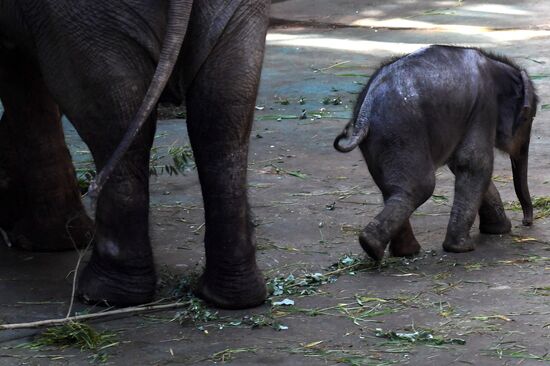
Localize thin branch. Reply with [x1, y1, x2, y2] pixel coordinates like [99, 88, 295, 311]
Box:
[312, 60, 350, 73]
[0, 301, 190, 330]
[0, 227, 12, 248]
[65, 213, 95, 318]
[192, 223, 205, 234]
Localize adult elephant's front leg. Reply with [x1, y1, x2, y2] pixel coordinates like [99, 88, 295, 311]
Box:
[0, 52, 92, 251]
[185, 2, 269, 309]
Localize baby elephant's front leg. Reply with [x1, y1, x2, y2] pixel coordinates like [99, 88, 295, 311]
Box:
[389, 220, 422, 257]
[478, 181, 511, 234]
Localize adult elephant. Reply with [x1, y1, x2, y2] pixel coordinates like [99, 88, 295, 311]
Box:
[0, 0, 269, 309]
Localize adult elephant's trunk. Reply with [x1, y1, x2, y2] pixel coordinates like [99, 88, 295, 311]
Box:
[88, 0, 194, 200]
[511, 138, 533, 226]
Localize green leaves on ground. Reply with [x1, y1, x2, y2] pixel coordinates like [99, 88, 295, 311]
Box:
[27, 322, 117, 362]
[75, 144, 194, 193]
[374, 327, 466, 346]
[268, 272, 337, 297]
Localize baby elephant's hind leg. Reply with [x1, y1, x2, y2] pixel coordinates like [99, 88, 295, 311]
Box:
[360, 152, 435, 261]
[478, 181, 511, 234]
[389, 220, 421, 257]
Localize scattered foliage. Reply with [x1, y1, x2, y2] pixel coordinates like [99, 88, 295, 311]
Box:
[75, 144, 194, 193]
[484, 342, 550, 362]
[275, 97, 290, 105]
[431, 194, 449, 205]
[172, 298, 219, 325]
[289, 344, 398, 366]
[322, 96, 342, 105]
[211, 347, 257, 363]
[268, 164, 308, 179]
[28, 322, 117, 362]
[374, 327, 466, 346]
[149, 144, 194, 176]
[268, 272, 337, 297]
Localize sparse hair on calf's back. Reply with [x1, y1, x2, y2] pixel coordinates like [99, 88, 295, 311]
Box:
[351, 45, 539, 122]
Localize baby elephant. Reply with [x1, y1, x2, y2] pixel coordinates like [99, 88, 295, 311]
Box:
[334, 45, 537, 261]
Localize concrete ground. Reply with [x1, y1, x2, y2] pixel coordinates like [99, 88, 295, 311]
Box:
[1, 0, 550, 365]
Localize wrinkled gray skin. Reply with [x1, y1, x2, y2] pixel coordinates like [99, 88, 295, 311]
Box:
[334, 45, 537, 261]
[0, 0, 269, 309]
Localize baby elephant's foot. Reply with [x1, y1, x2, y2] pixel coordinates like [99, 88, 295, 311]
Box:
[359, 223, 387, 261]
[479, 198, 512, 234]
[479, 217, 511, 235]
[442, 236, 475, 253]
[389, 239, 421, 257]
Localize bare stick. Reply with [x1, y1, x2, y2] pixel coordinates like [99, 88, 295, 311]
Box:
[0, 301, 190, 330]
[0, 227, 12, 248]
[312, 60, 350, 73]
[65, 214, 95, 318]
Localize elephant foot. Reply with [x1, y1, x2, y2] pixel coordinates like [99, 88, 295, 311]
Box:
[442, 236, 475, 253]
[196, 266, 267, 309]
[479, 217, 511, 235]
[388, 221, 421, 257]
[9, 212, 94, 252]
[359, 224, 387, 262]
[389, 239, 421, 257]
[77, 261, 156, 307]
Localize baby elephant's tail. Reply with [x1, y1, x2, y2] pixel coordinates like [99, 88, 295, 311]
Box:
[333, 121, 369, 153]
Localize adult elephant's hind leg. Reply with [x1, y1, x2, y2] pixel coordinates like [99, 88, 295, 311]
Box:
[72, 109, 157, 307]
[76, 142, 156, 306]
[185, 3, 269, 309]
[44, 60, 159, 306]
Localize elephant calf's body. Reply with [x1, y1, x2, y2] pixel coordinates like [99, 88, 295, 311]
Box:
[334, 45, 537, 261]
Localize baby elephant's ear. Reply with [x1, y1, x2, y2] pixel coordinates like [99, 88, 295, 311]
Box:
[520, 70, 534, 115]
[496, 70, 535, 153]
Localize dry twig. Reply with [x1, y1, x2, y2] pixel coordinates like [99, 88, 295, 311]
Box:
[0, 302, 191, 330]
